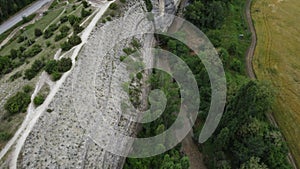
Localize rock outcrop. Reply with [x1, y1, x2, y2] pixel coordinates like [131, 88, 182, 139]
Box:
[17, 0, 182, 168]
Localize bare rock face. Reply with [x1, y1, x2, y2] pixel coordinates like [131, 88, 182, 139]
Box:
[19, 1, 149, 169]
[18, 0, 181, 168]
[151, 0, 180, 14]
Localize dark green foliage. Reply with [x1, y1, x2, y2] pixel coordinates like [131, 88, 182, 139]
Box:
[45, 60, 58, 74]
[81, 8, 91, 18]
[24, 44, 42, 58]
[24, 59, 45, 80]
[48, 23, 59, 32]
[43, 29, 53, 39]
[33, 95, 45, 106]
[61, 35, 81, 51]
[4, 91, 31, 115]
[82, 0, 89, 8]
[23, 85, 33, 93]
[60, 16, 68, 23]
[120, 0, 126, 3]
[54, 33, 68, 42]
[0, 0, 38, 23]
[69, 35, 82, 46]
[202, 81, 291, 169]
[17, 35, 27, 43]
[57, 58, 72, 72]
[34, 28, 43, 37]
[45, 58, 72, 81]
[123, 47, 136, 55]
[60, 25, 70, 34]
[0, 56, 12, 75]
[9, 71, 22, 81]
[10, 49, 19, 59]
[73, 22, 84, 34]
[120, 55, 127, 62]
[131, 38, 141, 49]
[143, 0, 153, 12]
[106, 16, 112, 21]
[109, 3, 118, 10]
[60, 41, 73, 51]
[68, 15, 80, 25]
[51, 71, 62, 81]
[0, 132, 12, 141]
[184, 0, 226, 30]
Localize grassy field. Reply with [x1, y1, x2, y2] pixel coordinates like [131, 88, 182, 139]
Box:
[252, 0, 300, 167]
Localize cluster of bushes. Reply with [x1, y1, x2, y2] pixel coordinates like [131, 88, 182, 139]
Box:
[4, 85, 32, 115]
[54, 25, 70, 42]
[44, 23, 59, 39]
[0, 132, 12, 142]
[60, 35, 82, 51]
[33, 94, 45, 106]
[24, 59, 45, 80]
[109, 3, 118, 10]
[81, 8, 92, 18]
[202, 81, 291, 169]
[143, 0, 153, 12]
[45, 58, 72, 81]
[24, 44, 42, 58]
[34, 28, 43, 37]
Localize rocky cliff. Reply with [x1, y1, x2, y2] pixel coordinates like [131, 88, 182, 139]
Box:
[16, 0, 181, 168]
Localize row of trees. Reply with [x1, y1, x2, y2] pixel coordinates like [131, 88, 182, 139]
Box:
[183, 0, 292, 168]
[45, 58, 72, 81]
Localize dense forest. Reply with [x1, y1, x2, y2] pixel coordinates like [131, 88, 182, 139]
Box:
[0, 0, 37, 23]
[125, 0, 292, 168]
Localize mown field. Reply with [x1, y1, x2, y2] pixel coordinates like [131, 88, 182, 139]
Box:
[252, 0, 300, 167]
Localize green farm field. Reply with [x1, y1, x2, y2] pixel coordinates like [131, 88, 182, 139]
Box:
[252, 0, 300, 167]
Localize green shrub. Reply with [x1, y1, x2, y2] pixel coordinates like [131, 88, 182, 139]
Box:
[109, 3, 118, 10]
[57, 58, 72, 72]
[9, 71, 22, 81]
[68, 15, 80, 25]
[34, 95, 45, 106]
[69, 35, 82, 46]
[24, 59, 45, 80]
[73, 22, 84, 34]
[23, 85, 33, 93]
[60, 25, 70, 34]
[144, 0, 153, 12]
[43, 29, 53, 39]
[81, 8, 92, 18]
[0, 132, 12, 141]
[51, 71, 62, 81]
[60, 16, 68, 23]
[120, 55, 127, 62]
[17, 35, 27, 43]
[54, 33, 68, 42]
[123, 47, 136, 55]
[24, 44, 42, 58]
[34, 28, 43, 37]
[82, 0, 89, 8]
[4, 91, 31, 115]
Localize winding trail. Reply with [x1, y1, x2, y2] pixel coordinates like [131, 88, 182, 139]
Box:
[245, 0, 257, 79]
[245, 0, 297, 168]
[0, 1, 116, 168]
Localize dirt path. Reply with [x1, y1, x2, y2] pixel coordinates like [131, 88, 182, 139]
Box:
[182, 132, 207, 169]
[245, 0, 257, 79]
[245, 1, 298, 168]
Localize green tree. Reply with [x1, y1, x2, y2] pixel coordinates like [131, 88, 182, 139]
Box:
[4, 91, 31, 115]
[34, 28, 43, 37]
